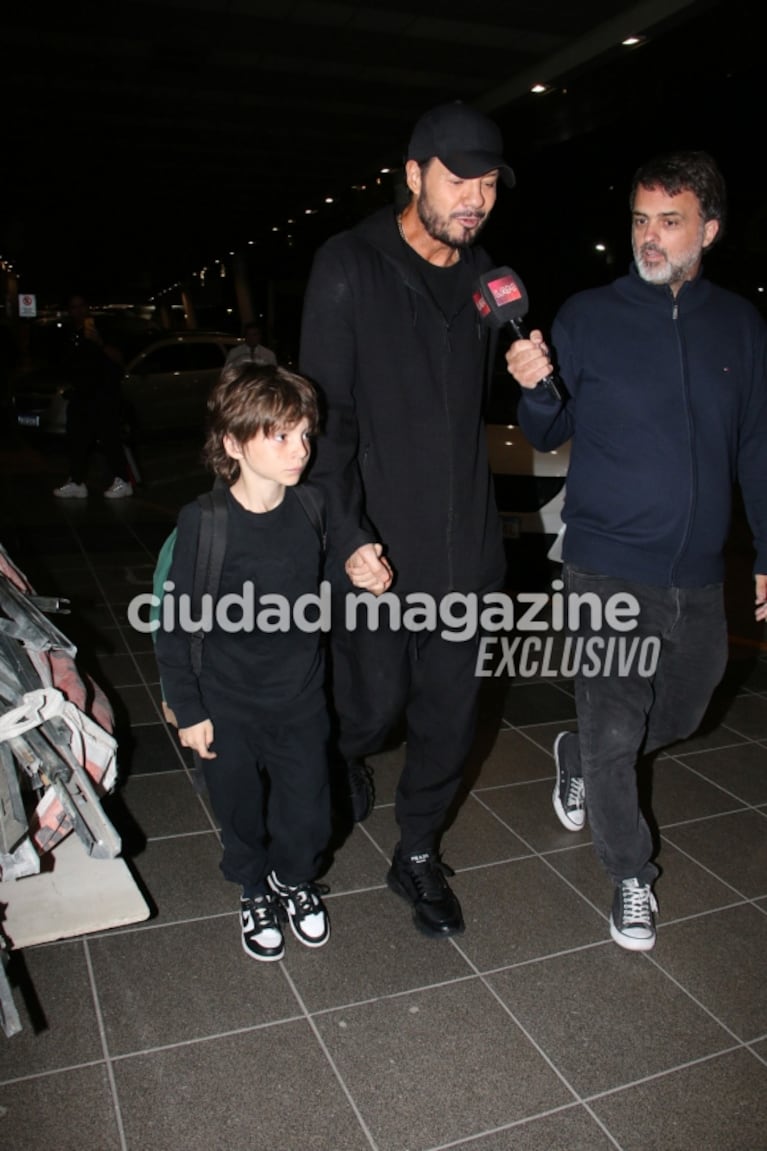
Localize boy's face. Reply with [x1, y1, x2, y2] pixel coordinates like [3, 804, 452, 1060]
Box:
[224, 418, 312, 488]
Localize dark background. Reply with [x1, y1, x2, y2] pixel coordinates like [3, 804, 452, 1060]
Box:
[1, 0, 763, 340]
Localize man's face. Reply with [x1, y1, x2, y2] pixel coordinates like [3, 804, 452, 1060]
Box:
[631, 185, 719, 293]
[409, 157, 497, 249]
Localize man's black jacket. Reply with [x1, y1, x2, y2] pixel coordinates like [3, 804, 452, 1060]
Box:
[299, 206, 505, 598]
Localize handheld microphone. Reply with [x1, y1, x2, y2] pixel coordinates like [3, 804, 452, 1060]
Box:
[473, 266, 564, 402]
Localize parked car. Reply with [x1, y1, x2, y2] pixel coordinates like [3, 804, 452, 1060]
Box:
[11, 330, 240, 438]
[486, 368, 570, 586]
[487, 422, 569, 559]
[9, 311, 159, 435]
[119, 332, 240, 436]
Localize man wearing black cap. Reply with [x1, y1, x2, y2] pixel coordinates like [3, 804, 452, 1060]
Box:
[299, 101, 512, 938]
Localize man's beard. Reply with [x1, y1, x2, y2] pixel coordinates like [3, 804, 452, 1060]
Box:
[633, 237, 703, 287]
[417, 190, 487, 250]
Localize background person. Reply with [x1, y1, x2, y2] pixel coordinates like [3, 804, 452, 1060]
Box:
[53, 294, 133, 499]
[506, 150, 767, 951]
[224, 321, 277, 368]
[299, 101, 513, 939]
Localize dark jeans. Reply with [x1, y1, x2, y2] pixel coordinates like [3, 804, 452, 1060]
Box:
[202, 707, 331, 890]
[564, 565, 728, 885]
[331, 618, 482, 855]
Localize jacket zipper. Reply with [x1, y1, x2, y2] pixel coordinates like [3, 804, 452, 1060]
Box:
[397, 252, 476, 591]
[442, 321, 455, 588]
[669, 292, 697, 584]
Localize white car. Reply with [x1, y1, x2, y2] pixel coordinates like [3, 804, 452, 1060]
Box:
[120, 332, 240, 435]
[486, 423, 570, 563]
[12, 331, 240, 438]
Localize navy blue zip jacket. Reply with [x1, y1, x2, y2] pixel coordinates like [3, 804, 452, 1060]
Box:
[299, 206, 504, 597]
[518, 264, 767, 587]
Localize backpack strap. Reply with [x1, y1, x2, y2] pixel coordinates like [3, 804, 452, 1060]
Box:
[187, 480, 319, 677]
[189, 477, 229, 676]
[293, 483, 327, 552]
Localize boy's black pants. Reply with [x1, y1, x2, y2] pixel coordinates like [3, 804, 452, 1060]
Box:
[202, 707, 331, 890]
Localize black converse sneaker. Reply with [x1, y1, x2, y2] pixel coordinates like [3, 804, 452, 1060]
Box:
[386, 846, 464, 938]
[610, 878, 658, 951]
[267, 873, 330, 948]
[553, 731, 586, 831]
[240, 893, 285, 961]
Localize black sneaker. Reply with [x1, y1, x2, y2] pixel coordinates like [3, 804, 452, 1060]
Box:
[610, 878, 658, 951]
[386, 846, 464, 938]
[553, 731, 586, 831]
[240, 893, 285, 961]
[267, 873, 330, 948]
[347, 759, 375, 823]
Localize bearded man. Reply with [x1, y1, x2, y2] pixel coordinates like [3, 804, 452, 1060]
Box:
[506, 151, 767, 952]
[299, 102, 513, 938]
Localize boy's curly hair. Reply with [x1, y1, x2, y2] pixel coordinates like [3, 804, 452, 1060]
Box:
[204, 362, 320, 484]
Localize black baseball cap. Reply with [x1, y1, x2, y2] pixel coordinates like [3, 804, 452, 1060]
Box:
[406, 101, 515, 187]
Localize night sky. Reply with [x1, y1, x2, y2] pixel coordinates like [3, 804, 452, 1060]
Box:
[2, 0, 763, 327]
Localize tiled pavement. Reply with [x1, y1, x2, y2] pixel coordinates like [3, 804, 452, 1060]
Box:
[0, 434, 765, 1151]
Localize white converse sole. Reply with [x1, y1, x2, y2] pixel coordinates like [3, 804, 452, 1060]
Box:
[609, 914, 656, 952]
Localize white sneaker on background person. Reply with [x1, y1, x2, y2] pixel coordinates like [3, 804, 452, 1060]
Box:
[103, 477, 133, 499]
[53, 480, 88, 499]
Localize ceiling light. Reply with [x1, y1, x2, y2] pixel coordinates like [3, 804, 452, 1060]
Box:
[530, 83, 550, 94]
[622, 35, 646, 46]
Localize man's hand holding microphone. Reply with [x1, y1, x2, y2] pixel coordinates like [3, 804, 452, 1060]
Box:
[505, 329, 554, 391]
[473, 266, 564, 400]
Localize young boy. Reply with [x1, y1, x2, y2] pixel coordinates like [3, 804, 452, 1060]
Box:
[155, 362, 389, 960]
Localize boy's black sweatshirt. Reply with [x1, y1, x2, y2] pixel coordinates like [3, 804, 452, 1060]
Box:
[155, 487, 328, 731]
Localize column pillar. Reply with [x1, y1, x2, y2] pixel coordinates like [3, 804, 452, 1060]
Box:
[180, 285, 197, 330]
